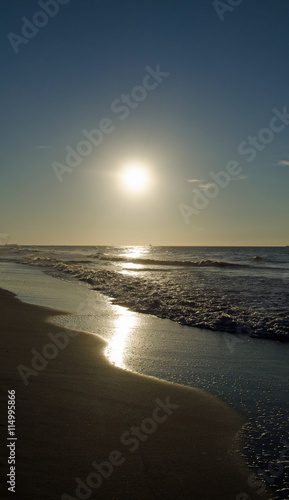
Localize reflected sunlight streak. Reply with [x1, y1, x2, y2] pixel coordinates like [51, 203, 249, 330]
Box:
[123, 246, 149, 259]
[105, 307, 137, 368]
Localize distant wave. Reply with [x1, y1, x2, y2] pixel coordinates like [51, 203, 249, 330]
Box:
[23, 251, 287, 272]
[97, 254, 249, 268]
[0, 246, 40, 254]
[25, 255, 56, 263]
[23, 256, 93, 266]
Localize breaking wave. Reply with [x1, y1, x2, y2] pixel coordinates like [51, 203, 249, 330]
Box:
[21, 254, 289, 342]
[98, 254, 251, 268]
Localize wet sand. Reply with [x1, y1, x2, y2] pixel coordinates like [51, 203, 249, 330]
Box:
[0, 288, 271, 499]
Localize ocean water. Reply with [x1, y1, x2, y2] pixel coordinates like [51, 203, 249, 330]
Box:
[1, 245, 289, 499]
[1, 245, 288, 341]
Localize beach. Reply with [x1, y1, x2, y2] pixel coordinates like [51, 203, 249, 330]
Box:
[2, 0, 289, 497]
[0, 287, 273, 499]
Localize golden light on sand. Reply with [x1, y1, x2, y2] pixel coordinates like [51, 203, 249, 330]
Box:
[121, 164, 150, 193]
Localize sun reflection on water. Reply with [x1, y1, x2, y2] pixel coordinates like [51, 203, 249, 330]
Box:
[122, 246, 150, 259]
[105, 306, 137, 368]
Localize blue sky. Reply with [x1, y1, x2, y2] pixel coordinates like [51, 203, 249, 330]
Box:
[1, 0, 289, 245]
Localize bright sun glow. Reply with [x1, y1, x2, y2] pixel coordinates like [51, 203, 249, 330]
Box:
[121, 164, 150, 192]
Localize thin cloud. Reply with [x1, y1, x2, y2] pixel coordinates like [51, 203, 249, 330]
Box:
[198, 183, 215, 190]
[278, 160, 289, 166]
[187, 179, 204, 183]
[229, 175, 248, 181]
[36, 145, 52, 149]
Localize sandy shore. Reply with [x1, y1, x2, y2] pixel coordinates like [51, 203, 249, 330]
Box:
[0, 288, 271, 499]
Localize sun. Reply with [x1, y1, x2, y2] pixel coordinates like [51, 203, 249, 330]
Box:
[121, 164, 150, 193]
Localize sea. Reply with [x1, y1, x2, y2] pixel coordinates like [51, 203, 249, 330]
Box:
[0, 245, 288, 499]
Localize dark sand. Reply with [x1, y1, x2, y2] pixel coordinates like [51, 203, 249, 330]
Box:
[0, 288, 271, 499]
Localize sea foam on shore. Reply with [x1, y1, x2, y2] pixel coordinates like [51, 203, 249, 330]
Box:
[0, 259, 288, 498]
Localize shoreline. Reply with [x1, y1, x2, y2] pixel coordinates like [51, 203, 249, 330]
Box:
[0, 287, 272, 499]
[1, 257, 288, 344]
